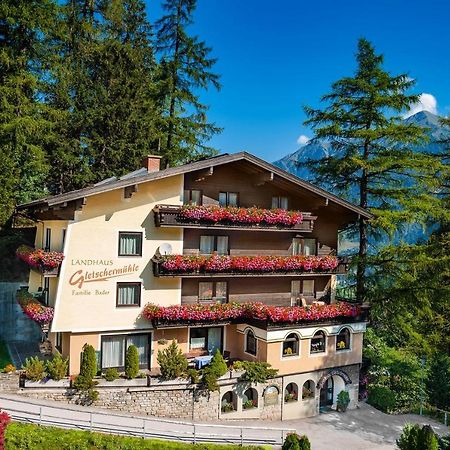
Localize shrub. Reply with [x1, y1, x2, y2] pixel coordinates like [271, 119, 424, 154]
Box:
[103, 368, 119, 382]
[439, 434, 450, 450]
[427, 353, 450, 410]
[22, 356, 45, 381]
[157, 340, 187, 380]
[337, 390, 350, 412]
[202, 371, 220, 392]
[3, 364, 15, 373]
[367, 385, 396, 413]
[72, 375, 99, 405]
[79, 344, 97, 380]
[397, 424, 438, 450]
[238, 361, 278, 384]
[282, 432, 311, 450]
[186, 368, 200, 384]
[46, 354, 68, 381]
[0, 411, 10, 449]
[125, 345, 139, 379]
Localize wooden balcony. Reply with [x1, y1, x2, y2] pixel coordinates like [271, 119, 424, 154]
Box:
[153, 204, 317, 232]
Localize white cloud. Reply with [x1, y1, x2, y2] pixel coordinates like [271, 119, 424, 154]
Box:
[404, 93, 438, 118]
[297, 134, 310, 146]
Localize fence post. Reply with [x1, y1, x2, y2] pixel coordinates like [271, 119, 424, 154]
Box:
[193, 424, 196, 444]
[281, 429, 284, 445]
[39, 407, 42, 426]
[240, 427, 243, 446]
[142, 419, 146, 439]
[89, 412, 93, 431]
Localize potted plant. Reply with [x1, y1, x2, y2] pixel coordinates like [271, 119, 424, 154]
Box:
[337, 390, 350, 412]
[243, 399, 257, 409]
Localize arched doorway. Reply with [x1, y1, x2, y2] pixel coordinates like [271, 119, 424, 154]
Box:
[318, 370, 351, 412]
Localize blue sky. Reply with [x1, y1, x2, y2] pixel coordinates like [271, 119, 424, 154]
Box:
[147, 0, 450, 162]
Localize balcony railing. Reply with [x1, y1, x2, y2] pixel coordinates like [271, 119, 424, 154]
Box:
[154, 204, 317, 232]
[16, 245, 64, 276]
[142, 301, 368, 329]
[153, 254, 349, 277]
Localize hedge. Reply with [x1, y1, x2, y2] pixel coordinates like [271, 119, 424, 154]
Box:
[4, 423, 269, 450]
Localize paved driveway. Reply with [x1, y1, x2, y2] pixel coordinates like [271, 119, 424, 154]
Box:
[223, 402, 449, 450]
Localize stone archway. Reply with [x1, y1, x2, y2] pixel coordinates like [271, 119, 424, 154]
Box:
[317, 369, 352, 412]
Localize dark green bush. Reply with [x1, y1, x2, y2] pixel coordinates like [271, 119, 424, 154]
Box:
[186, 368, 200, 384]
[337, 390, 350, 412]
[367, 385, 396, 413]
[397, 424, 438, 450]
[103, 368, 119, 382]
[157, 340, 188, 380]
[125, 345, 139, 379]
[79, 344, 97, 380]
[237, 361, 278, 384]
[22, 356, 45, 381]
[282, 432, 311, 450]
[46, 354, 68, 381]
[208, 350, 227, 377]
[4, 422, 264, 449]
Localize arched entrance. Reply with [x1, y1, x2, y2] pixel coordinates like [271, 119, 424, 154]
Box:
[317, 369, 351, 412]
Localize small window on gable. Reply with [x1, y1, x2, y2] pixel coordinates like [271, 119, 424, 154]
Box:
[119, 232, 143, 256]
[272, 196, 288, 209]
[184, 189, 202, 205]
[45, 228, 51, 251]
[245, 329, 257, 356]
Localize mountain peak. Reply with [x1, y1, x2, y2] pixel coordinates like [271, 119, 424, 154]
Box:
[405, 110, 441, 127]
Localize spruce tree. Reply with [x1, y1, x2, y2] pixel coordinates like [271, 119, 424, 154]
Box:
[155, 0, 221, 165]
[0, 0, 55, 225]
[304, 38, 432, 301]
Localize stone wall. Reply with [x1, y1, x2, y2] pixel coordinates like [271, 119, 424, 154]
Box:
[0, 373, 19, 393]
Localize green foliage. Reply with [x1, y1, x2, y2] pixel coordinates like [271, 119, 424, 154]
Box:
[125, 345, 139, 380]
[367, 386, 396, 413]
[336, 390, 350, 412]
[22, 357, 45, 381]
[0, 341, 12, 370]
[45, 354, 68, 381]
[208, 350, 228, 377]
[427, 353, 450, 410]
[79, 344, 97, 380]
[282, 433, 311, 450]
[157, 340, 188, 380]
[235, 361, 278, 384]
[439, 435, 450, 450]
[4, 422, 265, 449]
[364, 329, 422, 412]
[397, 424, 438, 450]
[154, 0, 221, 164]
[186, 368, 200, 384]
[103, 368, 119, 382]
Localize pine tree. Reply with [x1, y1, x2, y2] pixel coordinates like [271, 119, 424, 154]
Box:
[125, 344, 139, 379]
[304, 38, 433, 301]
[0, 0, 55, 225]
[157, 340, 187, 379]
[426, 353, 450, 410]
[155, 0, 221, 165]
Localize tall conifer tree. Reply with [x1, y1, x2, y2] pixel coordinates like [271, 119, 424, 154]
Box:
[155, 0, 221, 164]
[0, 0, 55, 225]
[304, 38, 432, 301]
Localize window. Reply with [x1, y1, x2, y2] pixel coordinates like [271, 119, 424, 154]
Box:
[198, 281, 227, 303]
[284, 383, 298, 402]
[189, 327, 222, 354]
[43, 277, 50, 306]
[291, 280, 315, 305]
[45, 228, 51, 251]
[101, 333, 150, 369]
[302, 380, 315, 400]
[118, 232, 143, 256]
[272, 196, 288, 209]
[219, 192, 238, 207]
[55, 332, 62, 352]
[293, 238, 317, 256]
[245, 330, 257, 355]
[184, 189, 202, 206]
[291, 280, 301, 306]
[221, 391, 237, 413]
[199, 235, 229, 255]
[62, 229, 66, 250]
[243, 388, 258, 409]
[282, 333, 299, 357]
[310, 331, 326, 354]
[302, 280, 315, 296]
[336, 328, 351, 351]
[116, 282, 141, 307]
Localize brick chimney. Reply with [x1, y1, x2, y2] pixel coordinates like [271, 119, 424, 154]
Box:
[142, 155, 162, 172]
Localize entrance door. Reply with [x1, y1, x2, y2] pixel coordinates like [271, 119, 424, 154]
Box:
[319, 377, 334, 410]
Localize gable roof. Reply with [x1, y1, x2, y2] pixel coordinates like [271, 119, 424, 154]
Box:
[17, 151, 372, 219]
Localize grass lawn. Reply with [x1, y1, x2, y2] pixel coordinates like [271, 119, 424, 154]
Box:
[0, 340, 12, 370]
[5, 423, 271, 450]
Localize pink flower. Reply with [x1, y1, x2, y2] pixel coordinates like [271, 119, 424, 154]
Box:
[16, 245, 64, 272]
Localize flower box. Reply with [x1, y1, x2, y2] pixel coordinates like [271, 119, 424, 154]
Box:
[154, 254, 340, 277]
[143, 301, 361, 327]
[16, 290, 54, 324]
[16, 245, 64, 275]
